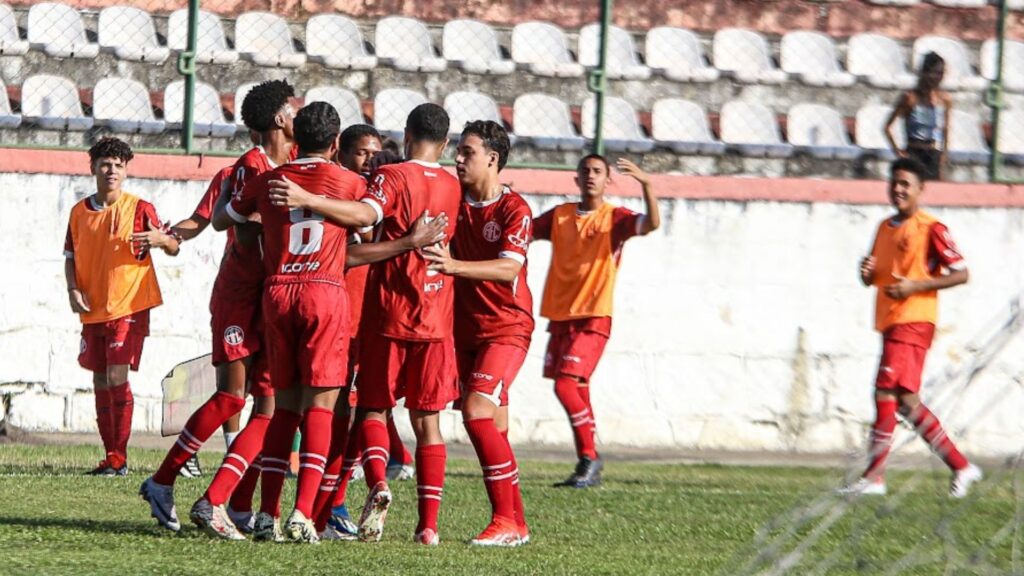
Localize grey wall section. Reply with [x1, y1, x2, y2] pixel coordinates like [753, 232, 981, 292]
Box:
[3, 172, 1024, 458]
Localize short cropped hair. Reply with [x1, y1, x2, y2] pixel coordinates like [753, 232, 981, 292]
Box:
[576, 153, 610, 173]
[461, 120, 511, 171]
[294, 102, 340, 154]
[405, 103, 449, 143]
[340, 124, 381, 153]
[240, 79, 294, 132]
[890, 157, 929, 183]
[88, 137, 134, 164]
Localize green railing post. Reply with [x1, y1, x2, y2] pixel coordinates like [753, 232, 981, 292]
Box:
[986, 0, 1009, 182]
[175, 0, 200, 155]
[587, 0, 614, 156]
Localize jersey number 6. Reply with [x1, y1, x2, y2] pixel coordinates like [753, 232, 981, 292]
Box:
[288, 208, 325, 256]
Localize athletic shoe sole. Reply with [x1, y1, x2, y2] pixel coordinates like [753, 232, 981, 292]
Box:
[358, 485, 392, 543]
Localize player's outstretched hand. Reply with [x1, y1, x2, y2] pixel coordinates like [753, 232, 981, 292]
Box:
[131, 221, 172, 253]
[68, 288, 91, 313]
[268, 176, 314, 209]
[408, 211, 448, 249]
[616, 158, 650, 186]
[859, 255, 876, 285]
[884, 273, 919, 300]
[423, 242, 456, 274]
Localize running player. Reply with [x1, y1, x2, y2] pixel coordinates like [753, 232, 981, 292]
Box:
[840, 157, 982, 497]
[65, 137, 179, 476]
[423, 120, 533, 546]
[140, 80, 295, 533]
[532, 154, 661, 488]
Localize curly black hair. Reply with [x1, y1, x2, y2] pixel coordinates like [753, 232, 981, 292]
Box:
[461, 120, 511, 171]
[294, 101, 340, 154]
[240, 79, 294, 132]
[340, 124, 381, 153]
[88, 137, 134, 164]
[405, 103, 449, 143]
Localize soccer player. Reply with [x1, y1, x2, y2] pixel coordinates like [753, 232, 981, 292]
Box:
[64, 137, 179, 476]
[213, 101, 372, 543]
[423, 120, 533, 546]
[840, 157, 982, 498]
[532, 154, 660, 488]
[140, 80, 295, 534]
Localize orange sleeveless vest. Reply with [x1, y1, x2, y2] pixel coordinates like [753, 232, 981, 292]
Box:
[871, 210, 940, 332]
[540, 202, 620, 321]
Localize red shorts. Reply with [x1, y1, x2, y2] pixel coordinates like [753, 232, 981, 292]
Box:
[246, 352, 274, 398]
[358, 332, 458, 411]
[875, 323, 935, 393]
[457, 341, 528, 407]
[79, 309, 150, 372]
[543, 319, 610, 382]
[262, 281, 349, 389]
[210, 287, 262, 365]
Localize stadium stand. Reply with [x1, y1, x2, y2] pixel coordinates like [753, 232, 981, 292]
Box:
[912, 36, 989, 91]
[650, 98, 726, 155]
[97, 6, 169, 63]
[855, 104, 904, 160]
[947, 109, 991, 164]
[443, 91, 510, 140]
[164, 80, 236, 138]
[645, 27, 721, 83]
[513, 93, 585, 150]
[998, 110, 1024, 165]
[92, 77, 165, 135]
[578, 23, 652, 80]
[787, 103, 862, 160]
[980, 38, 1024, 93]
[21, 74, 93, 131]
[719, 100, 794, 158]
[375, 16, 447, 72]
[167, 9, 238, 64]
[511, 22, 585, 78]
[846, 33, 919, 90]
[442, 19, 516, 75]
[713, 28, 788, 85]
[780, 31, 856, 88]
[235, 12, 306, 68]
[27, 2, 98, 59]
[305, 14, 378, 71]
[0, 78, 21, 128]
[373, 88, 429, 140]
[0, 4, 28, 55]
[232, 83, 257, 127]
[304, 85, 366, 128]
[581, 96, 656, 153]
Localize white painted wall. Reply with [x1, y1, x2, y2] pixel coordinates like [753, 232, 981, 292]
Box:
[3, 172, 1023, 458]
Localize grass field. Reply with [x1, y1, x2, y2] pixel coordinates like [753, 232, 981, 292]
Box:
[0, 444, 1021, 575]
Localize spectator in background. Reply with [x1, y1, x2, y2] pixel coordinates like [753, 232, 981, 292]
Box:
[886, 52, 952, 181]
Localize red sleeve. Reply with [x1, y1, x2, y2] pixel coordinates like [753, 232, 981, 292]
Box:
[361, 167, 401, 224]
[64, 222, 74, 258]
[532, 208, 553, 241]
[928, 222, 966, 272]
[499, 199, 533, 262]
[228, 176, 262, 222]
[610, 206, 643, 251]
[134, 201, 171, 260]
[193, 167, 232, 220]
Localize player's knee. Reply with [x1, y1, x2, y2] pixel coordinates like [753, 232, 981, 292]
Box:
[462, 393, 499, 421]
[253, 395, 275, 416]
[106, 365, 128, 387]
[92, 371, 107, 389]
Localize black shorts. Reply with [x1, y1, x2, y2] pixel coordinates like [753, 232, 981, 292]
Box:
[907, 146, 942, 181]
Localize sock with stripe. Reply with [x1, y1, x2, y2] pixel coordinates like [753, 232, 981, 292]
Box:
[94, 387, 116, 463]
[465, 419, 515, 523]
[294, 407, 333, 518]
[388, 416, 413, 465]
[228, 458, 262, 513]
[863, 398, 897, 482]
[313, 407, 351, 531]
[501, 429, 527, 529]
[153, 391, 245, 485]
[205, 413, 271, 506]
[360, 418, 390, 488]
[912, 404, 968, 471]
[109, 382, 134, 467]
[258, 409, 303, 518]
[415, 443, 447, 534]
[554, 377, 597, 460]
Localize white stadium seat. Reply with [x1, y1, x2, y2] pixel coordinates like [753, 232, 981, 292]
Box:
[996, 109, 1024, 164]
[442, 19, 515, 75]
[581, 96, 655, 153]
[164, 80, 236, 138]
[21, 74, 92, 131]
[912, 35, 988, 91]
[719, 100, 793, 157]
[928, 0, 987, 7]
[780, 31, 855, 88]
[855, 104, 904, 160]
[443, 91, 514, 143]
[645, 27, 720, 83]
[511, 22, 585, 78]
[787, 103, 861, 160]
[305, 14, 377, 70]
[713, 28, 788, 84]
[168, 9, 238, 65]
[981, 39, 1024, 93]
[235, 12, 306, 68]
[27, 3, 99, 59]
[233, 82, 258, 127]
[98, 7, 169, 63]
[373, 88, 428, 141]
[0, 78, 21, 127]
[305, 86, 365, 129]
[651, 98, 725, 155]
[947, 109, 990, 164]
[512, 93, 584, 150]
[0, 4, 28, 56]
[375, 17, 447, 73]
[578, 23, 652, 80]
[847, 33, 918, 90]
[93, 78, 164, 134]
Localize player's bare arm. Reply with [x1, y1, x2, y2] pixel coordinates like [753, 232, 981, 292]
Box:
[64, 258, 90, 313]
[346, 211, 448, 268]
[267, 175, 377, 228]
[885, 93, 911, 159]
[860, 255, 876, 286]
[884, 267, 969, 300]
[423, 242, 523, 282]
[131, 221, 181, 257]
[617, 158, 661, 235]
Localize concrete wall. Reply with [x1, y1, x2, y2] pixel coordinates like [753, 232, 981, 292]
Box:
[3, 171, 1024, 458]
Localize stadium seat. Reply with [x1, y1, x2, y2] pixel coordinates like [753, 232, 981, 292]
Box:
[912, 36, 988, 91]
[27, 3, 99, 59]
[996, 109, 1024, 164]
[305, 86, 365, 129]
[92, 78, 164, 134]
[981, 39, 1024, 93]
[233, 82, 257, 127]
[645, 27, 720, 83]
[511, 22, 585, 78]
[855, 104, 904, 160]
[0, 4, 28, 56]
[443, 91, 516, 144]
[373, 88, 428, 141]
[847, 33, 918, 90]
[164, 80, 236, 138]
[947, 109, 990, 164]
[0, 78, 21, 128]
[719, 101, 793, 157]
[98, 7, 169, 63]
[235, 12, 306, 68]
[650, 98, 725, 155]
[712, 28, 788, 84]
[578, 23, 652, 80]
[512, 93, 584, 150]
[305, 14, 377, 70]
[168, 9, 238, 65]
[928, 0, 987, 7]
[787, 103, 861, 160]
[375, 17, 447, 72]
[442, 19, 515, 75]
[580, 96, 655, 153]
[780, 31, 855, 88]
[20, 74, 93, 131]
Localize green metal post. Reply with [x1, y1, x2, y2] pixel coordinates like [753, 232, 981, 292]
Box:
[986, 0, 1009, 182]
[175, 0, 200, 154]
[587, 0, 613, 156]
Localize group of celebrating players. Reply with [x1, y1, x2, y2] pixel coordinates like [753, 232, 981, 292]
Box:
[63, 79, 660, 547]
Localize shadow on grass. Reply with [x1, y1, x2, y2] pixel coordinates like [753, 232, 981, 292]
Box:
[0, 515, 206, 539]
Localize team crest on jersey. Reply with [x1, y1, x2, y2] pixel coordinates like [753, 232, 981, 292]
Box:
[224, 325, 245, 346]
[482, 221, 502, 242]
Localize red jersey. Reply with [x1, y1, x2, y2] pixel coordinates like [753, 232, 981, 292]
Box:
[228, 157, 366, 286]
[360, 160, 461, 341]
[450, 187, 535, 347]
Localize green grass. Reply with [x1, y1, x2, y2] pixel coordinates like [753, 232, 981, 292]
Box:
[0, 444, 1021, 575]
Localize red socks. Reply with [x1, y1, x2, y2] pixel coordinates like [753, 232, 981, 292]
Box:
[313, 407, 351, 531]
[229, 459, 262, 513]
[465, 419, 515, 523]
[415, 444, 447, 534]
[388, 416, 413, 465]
[333, 426, 363, 509]
[912, 404, 968, 471]
[501, 429, 527, 530]
[153, 391, 245, 485]
[259, 409, 303, 518]
[109, 382, 134, 467]
[294, 407, 333, 518]
[864, 398, 897, 481]
[205, 413, 272, 506]
[360, 418, 390, 487]
[554, 377, 597, 459]
[94, 387, 115, 461]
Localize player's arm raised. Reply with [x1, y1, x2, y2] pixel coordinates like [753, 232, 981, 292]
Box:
[346, 211, 448, 268]
[617, 158, 660, 235]
[267, 176, 377, 228]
